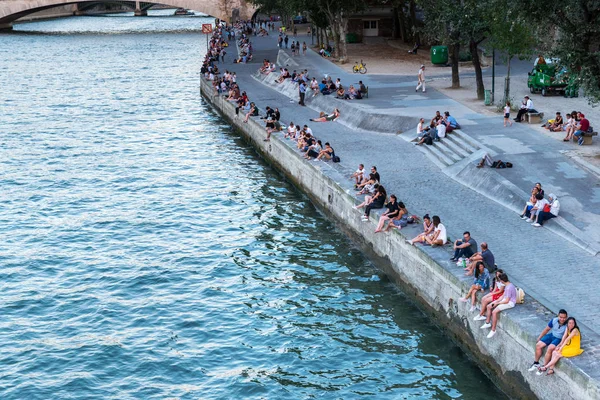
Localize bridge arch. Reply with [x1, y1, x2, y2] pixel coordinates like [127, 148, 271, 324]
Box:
[0, 0, 256, 29]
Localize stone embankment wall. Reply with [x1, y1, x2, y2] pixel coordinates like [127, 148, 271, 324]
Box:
[200, 77, 600, 400]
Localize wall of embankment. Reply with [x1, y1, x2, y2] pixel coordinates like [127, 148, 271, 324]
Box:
[200, 77, 600, 400]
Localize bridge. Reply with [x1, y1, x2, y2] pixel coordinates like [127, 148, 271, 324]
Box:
[0, 0, 256, 29]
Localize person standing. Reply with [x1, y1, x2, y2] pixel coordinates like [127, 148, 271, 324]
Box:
[416, 65, 426, 93]
[298, 81, 307, 106]
[503, 101, 513, 127]
[284, 35, 289, 48]
[302, 42, 307, 55]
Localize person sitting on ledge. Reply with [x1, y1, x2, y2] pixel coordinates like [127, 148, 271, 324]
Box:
[310, 108, 340, 122]
[242, 102, 257, 123]
[304, 139, 322, 159]
[518, 186, 540, 217]
[408, 215, 446, 246]
[351, 164, 368, 186]
[407, 214, 434, 245]
[532, 193, 559, 227]
[535, 317, 584, 376]
[315, 142, 335, 161]
[356, 174, 379, 195]
[358, 80, 367, 97]
[374, 195, 400, 232]
[263, 107, 280, 141]
[384, 201, 409, 232]
[459, 261, 490, 312]
[464, 242, 495, 275]
[335, 86, 345, 99]
[479, 272, 516, 339]
[285, 122, 296, 138]
[450, 231, 478, 263]
[473, 269, 506, 322]
[527, 309, 568, 373]
[343, 85, 358, 100]
[525, 193, 547, 223]
[354, 185, 387, 221]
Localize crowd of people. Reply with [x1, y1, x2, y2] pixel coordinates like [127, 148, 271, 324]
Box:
[204, 19, 584, 376]
[414, 110, 460, 145]
[542, 110, 592, 145]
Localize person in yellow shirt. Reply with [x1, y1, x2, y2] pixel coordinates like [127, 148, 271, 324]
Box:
[537, 317, 584, 375]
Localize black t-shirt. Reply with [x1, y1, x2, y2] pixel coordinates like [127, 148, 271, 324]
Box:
[274, 111, 280, 121]
[385, 201, 399, 217]
[306, 137, 315, 146]
[372, 172, 381, 182]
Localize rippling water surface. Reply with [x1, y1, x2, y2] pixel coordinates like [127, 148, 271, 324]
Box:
[0, 14, 505, 399]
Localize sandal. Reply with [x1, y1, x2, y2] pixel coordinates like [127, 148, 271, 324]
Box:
[536, 366, 547, 376]
[546, 368, 554, 376]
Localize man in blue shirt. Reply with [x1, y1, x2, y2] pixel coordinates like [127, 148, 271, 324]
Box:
[444, 111, 460, 132]
[528, 310, 568, 372]
[298, 81, 307, 106]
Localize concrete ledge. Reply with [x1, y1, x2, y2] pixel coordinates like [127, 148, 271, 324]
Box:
[252, 70, 419, 134]
[200, 77, 600, 400]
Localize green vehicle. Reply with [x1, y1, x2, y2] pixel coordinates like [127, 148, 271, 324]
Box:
[527, 63, 579, 97]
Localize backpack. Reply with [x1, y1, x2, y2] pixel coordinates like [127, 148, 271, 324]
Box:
[424, 136, 433, 145]
[516, 287, 525, 304]
[332, 155, 341, 163]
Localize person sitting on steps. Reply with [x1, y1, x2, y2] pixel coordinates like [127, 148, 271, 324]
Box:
[535, 317, 584, 376]
[527, 310, 568, 373]
[479, 272, 517, 338]
[407, 214, 434, 245]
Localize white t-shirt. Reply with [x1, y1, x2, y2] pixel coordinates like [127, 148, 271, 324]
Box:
[305, 127, 313, 135]
[534, 198, 548, 213]
[437, 124, 446, 138]
[288, 125, 295, 135]
[418, 69, 425, 81]
[435, 223, 447, 243]
[417, 122, 425, 134]
[504, 105, 510, 114]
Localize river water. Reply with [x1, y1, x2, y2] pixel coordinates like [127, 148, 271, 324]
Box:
[0, 12, 505, 399]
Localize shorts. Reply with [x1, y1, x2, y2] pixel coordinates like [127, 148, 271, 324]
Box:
[393, 219, 408, 227]
[504, 113, 510, 118]
[540, 333, 562, 346]
[496, 302, 515, 311]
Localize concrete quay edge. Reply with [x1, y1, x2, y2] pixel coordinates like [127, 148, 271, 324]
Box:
[200, 77, 600, 400]
[252, 66, 600, 257]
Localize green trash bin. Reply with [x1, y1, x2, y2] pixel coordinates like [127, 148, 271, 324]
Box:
[346, 33, 358, 43]
[431, 45, 448, 65]
[484, 89, 492, 106]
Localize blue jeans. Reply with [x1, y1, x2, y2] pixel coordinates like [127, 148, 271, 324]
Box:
[453, 241, 475, 259]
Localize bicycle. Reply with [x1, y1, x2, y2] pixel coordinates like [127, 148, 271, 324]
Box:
[353, 60, 367, 74]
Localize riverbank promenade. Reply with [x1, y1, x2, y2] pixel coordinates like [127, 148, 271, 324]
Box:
[205, 29, 600, 398]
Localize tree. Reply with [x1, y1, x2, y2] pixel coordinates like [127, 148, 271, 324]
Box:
[417, 0, 463, 88]
[486, 2, 536, 103]
[525, 0, 600, 103]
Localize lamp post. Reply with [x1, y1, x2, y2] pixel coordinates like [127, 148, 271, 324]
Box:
[491, 49, 495, 103]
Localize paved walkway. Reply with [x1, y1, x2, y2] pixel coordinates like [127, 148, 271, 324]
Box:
[216, 31, 600, 349]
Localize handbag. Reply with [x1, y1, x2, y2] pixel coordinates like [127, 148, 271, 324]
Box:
[543, 204, 551, 213]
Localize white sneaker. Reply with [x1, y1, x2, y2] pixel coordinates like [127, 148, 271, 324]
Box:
[469, 305, 476, 312]
[520, 216, 528, 220]
[532, 223, 541, 227]
[487, 330, 496, 339]
[456, 261, 464, 266]
[459, 297, 468, 302]
[528, 363, 540, 372]
[525, 218, 533, 223]
[536, 369, 544, 376]
[473, 315, 486, 321]
[480, 322, 492, 329]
